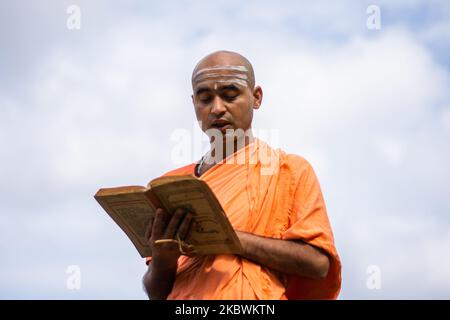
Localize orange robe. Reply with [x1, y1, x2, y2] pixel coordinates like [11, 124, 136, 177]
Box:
[145, 138, 341, 299]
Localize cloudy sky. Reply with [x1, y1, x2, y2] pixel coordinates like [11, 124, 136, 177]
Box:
[1, 0, 449, 299]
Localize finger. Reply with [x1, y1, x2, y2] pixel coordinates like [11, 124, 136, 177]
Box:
[158, 207, 171, 225]
[164, 208, 185, 238]
[151, 209, 166, 240]
[176, 212, 193, 240]
[144, 216, 154, 243]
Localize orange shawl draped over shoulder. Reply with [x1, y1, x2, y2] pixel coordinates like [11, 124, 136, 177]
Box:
[145, 138, 341, 299]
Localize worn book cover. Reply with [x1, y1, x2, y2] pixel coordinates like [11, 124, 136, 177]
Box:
[94, 175, 243, 258]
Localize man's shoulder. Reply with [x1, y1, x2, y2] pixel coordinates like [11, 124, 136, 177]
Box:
[282, 152, 313, 172]
[278, 151, 321, 184]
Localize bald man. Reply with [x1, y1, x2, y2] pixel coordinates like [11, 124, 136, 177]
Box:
[142, 51, 341, 300]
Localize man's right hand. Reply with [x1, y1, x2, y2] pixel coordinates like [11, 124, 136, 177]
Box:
[144, 207, 193, 267]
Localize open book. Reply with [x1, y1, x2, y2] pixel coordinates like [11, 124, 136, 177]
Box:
[94, 175, 243, 258]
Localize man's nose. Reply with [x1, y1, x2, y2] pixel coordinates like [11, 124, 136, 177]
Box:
[210, 96, 227, 115]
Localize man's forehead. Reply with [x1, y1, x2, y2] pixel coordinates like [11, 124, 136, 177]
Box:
[194, 81, 242, 93]
[191, 51, 255, 89]
[194, 64, 248, 75]
[192, 64, 249, 89]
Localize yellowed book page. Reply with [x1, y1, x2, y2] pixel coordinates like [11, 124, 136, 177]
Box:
[94, 188, 156, 257]
[150, 175, 243, 255]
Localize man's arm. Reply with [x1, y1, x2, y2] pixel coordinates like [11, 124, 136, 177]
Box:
[142, 208, 193, 300]
[143, 260, 177, 300]
[236, 231, 330, 279]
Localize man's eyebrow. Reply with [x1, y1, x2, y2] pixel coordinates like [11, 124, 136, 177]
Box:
[217, 84, 240, 91]
[195, 87, 212, 95]
[195, 84, 240, 95]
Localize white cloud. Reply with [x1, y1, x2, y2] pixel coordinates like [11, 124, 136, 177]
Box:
[0, 0, 449, 299]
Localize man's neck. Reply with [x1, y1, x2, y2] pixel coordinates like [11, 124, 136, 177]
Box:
[208, 129, 254, 164]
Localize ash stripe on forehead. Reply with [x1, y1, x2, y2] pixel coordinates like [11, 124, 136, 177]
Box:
[193, 65, 248, 77]
[193, 65, 249, 88]
[194, 77, 248, 88]
[211, 79, 248, 87]
[194, 73, 248, 81]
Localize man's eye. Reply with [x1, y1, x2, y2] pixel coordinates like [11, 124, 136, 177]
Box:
[198, 95, 212, 103]
[224, 93, 239, 101]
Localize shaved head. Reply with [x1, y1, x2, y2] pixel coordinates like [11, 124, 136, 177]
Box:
[191, 50, 255, 89]
[190, 50, 263, 138]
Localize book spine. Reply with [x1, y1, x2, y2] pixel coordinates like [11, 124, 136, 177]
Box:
[145, 188, 167, 213]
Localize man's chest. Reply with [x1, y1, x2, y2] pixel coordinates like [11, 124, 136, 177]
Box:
[203, 165, 251, 229]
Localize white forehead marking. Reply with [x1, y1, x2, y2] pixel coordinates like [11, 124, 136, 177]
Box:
[193, 65, 248, 78]
[199, 78, 248, 87]
[195, 73, 248, 81]
[193, 65, 250, 88]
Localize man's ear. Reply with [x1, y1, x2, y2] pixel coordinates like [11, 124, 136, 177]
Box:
[253, 86, 263, 110]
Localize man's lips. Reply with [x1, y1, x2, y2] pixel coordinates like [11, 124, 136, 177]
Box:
[211, 120, 232, 128]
